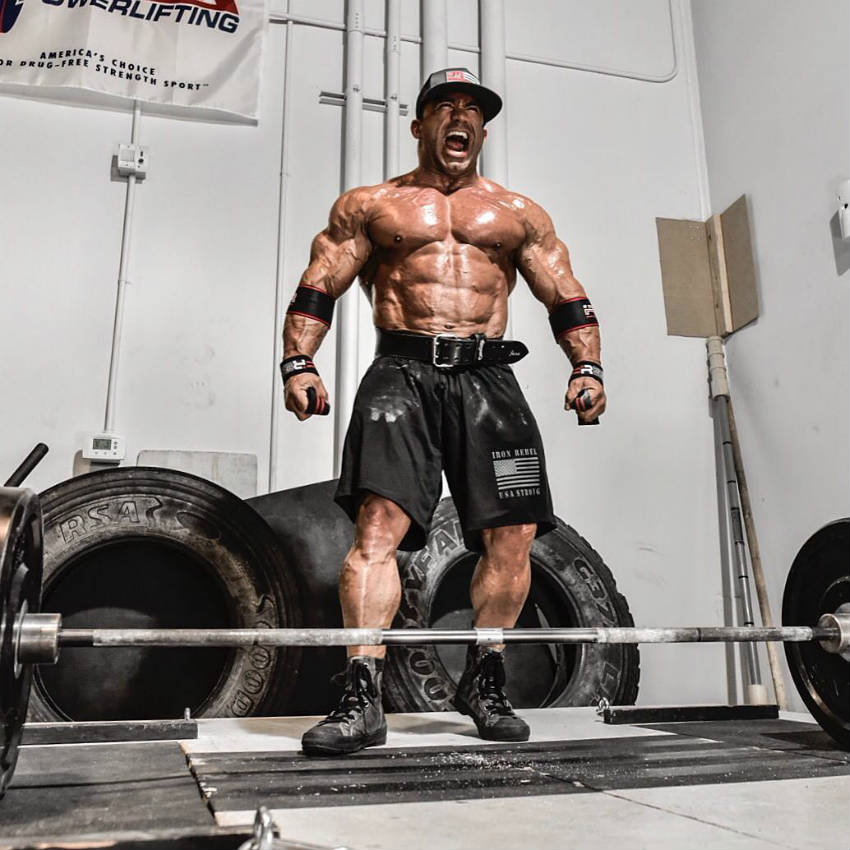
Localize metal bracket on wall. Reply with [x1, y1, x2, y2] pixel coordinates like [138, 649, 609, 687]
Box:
[319, 91, 408, 115]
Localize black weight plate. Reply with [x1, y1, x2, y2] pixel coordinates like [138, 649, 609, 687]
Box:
[0, 487, 43, 798]
[783, 518, 849, 749]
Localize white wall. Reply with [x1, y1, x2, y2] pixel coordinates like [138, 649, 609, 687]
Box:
[691, 0, 850, 709]
[501, 0, 728, 705]
[0, 0, 795, 705]
[0, 21, 291, 489]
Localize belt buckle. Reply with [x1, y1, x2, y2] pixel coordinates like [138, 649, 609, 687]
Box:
[432, 334, 459, 368]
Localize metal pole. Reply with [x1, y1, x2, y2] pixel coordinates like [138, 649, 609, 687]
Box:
[268, 7, 296, 493]
[727, 395, 789, 708]
[384, 0, 401, 179]
[421, 0, 448, 77]
[334, 0, 365, 473]
[104, 100, 142, 433]
[479, 0, 509, 338]
[717, 395, 762, 675]
[56, 625, 838, 649]
[479, 0, 508, 184]
[708, 337, 766, 703]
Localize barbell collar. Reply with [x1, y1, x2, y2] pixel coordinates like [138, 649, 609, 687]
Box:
[816, 606, 850, 660]
[15, 612, 61, 668]
[53, 624, 840, 649]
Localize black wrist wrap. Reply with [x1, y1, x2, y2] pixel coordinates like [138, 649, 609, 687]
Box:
[287, 285, 335, 327]
[549, 297, 598, 340]
[280, 354, 319, 384]
[569, 360, 604, 385]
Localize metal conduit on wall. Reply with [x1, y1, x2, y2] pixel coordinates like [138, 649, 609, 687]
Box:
[479, 0, 508, 185]
[478, 0, 509, 334]
[384, 0, 401, 180]
[421, 0, 448, 76]
[103, 99, 142, 436]
[268, 0, 679, 85]
[333, 0, 365, 473]
[268, 3, 296, 492]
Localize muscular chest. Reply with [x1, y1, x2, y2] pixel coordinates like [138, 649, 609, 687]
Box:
[369, 190, 524, 254]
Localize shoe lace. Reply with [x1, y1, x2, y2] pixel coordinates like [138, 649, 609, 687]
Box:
[476, 653, 515, 717]
[321, 662, 378, 724]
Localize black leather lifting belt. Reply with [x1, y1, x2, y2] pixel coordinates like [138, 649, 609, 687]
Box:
[376, 328, 528, 369]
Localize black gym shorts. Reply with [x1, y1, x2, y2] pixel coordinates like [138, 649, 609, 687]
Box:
[335, 354, 556, 552]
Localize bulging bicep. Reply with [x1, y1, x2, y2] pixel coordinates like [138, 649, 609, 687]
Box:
[303, 194, 373, 296]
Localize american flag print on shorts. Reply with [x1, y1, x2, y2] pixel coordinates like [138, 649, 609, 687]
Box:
[491, 448, 541, 499]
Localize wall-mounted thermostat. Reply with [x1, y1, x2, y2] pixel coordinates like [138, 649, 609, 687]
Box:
[82, 433, 126, 462]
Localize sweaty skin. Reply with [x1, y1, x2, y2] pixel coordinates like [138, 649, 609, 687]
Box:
[283, 90, 606, 658]
[283, 92, 606, 422]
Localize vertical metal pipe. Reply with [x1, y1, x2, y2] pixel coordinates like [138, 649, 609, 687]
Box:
[478, 0, 510, 335]
[677, 0, 711, 220]
[269, 11, 296, 492]
[421, 0, 448, 77]
[479, 0, 507, 184]
[384, 0, 401, 179]
[104, 100, 142, 433]
[334, 0, 365, 472]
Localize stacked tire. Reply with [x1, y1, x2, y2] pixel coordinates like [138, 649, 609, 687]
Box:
[29, 471, 640, 720]
[29, 468, 302, 721]
[383, 499, 640, 712]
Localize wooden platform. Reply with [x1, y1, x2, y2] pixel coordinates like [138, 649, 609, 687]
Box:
[187, 727, 849, 813]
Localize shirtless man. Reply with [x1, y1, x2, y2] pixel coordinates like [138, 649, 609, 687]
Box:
[280, 68, 606, 755]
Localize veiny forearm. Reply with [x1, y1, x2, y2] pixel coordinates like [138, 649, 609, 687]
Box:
[516, 203, 602, 366]
[283, 313, 330, 358]
[282, 238, 353, 360]
[537, 281, 603, 367]
[558, 325, 601, 366]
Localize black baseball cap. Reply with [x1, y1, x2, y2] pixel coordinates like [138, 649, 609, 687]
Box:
[415, 67, 502, 123]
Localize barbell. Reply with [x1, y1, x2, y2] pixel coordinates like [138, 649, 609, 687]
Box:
[1, 487, 848, 801]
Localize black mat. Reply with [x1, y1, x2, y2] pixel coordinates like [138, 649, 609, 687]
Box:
[605, 703, 779, 724]
[187, 728, 850, 812]
[22, 719, 198, 746]
[0, 741, 214, 838]
[640, 718, 850, 763]
[0, 826, 251, 850]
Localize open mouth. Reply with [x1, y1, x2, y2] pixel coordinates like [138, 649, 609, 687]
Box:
[444, 129, 471, 156]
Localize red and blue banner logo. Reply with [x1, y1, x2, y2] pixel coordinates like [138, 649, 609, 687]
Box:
[0, 0, 264, 119]
[183, 0, 237, 10]
[37, 0, 241, 32]
[1, 0, 25, 33]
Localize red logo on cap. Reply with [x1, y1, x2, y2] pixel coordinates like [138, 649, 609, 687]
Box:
[446, 71, 468, 82]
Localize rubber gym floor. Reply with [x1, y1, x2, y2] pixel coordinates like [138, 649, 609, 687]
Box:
[0, 707, 847, 850]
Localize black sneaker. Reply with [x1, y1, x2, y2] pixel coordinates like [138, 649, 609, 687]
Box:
[451, 647, 530, 742]
[301, 656, 387, 756]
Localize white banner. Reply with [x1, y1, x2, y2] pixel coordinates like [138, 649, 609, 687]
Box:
[0, 0, 267, 121]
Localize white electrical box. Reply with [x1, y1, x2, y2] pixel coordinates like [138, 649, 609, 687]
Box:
[82, 433, 126, 462]
[116, 144, 149, 178]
